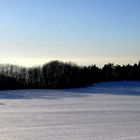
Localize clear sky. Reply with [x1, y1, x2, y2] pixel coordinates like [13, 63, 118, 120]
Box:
[0, 0, 140, 66]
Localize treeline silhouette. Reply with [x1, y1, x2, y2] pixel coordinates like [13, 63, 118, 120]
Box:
[0, 60, 140, 90]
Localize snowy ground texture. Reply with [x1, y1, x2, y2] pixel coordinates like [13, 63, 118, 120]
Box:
[0, 81, 140, 140]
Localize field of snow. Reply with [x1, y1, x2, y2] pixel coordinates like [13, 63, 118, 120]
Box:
[0, 81, 140, 140]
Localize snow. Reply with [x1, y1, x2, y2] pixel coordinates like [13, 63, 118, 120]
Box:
[0, 81, 140, 140]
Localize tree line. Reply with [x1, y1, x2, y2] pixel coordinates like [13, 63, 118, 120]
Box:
[0, 60, 140, 90]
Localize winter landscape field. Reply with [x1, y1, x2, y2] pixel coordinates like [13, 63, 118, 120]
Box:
[0, 81, 140, 140]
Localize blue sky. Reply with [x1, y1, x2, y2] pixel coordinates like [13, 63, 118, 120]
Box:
[0, 0, 140, 66]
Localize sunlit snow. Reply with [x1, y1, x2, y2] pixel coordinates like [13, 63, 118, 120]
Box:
[0, 81, 140, 140]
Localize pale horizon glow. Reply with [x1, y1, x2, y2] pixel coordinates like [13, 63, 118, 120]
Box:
[0, 0, 140, 66]
[0, 56, 139, 67]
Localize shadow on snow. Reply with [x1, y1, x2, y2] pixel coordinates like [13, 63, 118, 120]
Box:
[0, 81, 140, 100]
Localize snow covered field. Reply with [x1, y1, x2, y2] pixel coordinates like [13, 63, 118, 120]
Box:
[0, 81, 140, 140]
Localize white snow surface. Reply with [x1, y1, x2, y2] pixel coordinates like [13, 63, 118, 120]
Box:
[0, 81, 140, 140]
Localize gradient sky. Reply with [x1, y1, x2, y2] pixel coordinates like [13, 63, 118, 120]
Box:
[0, 0, 140, 66]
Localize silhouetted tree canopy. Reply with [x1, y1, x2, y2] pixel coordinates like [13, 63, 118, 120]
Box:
[0, 60, 140, 90]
